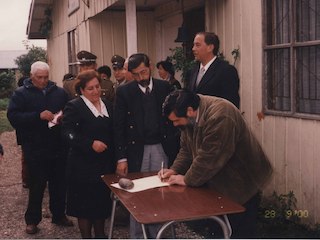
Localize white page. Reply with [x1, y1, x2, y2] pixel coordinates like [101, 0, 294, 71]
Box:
[111, 175, 169, 193]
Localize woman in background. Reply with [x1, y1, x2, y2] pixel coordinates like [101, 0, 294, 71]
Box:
[62, 70, 114, 238]
[156, 60, 181, 91]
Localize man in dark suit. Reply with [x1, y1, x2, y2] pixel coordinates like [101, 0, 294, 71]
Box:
[113, 53, 179, 238]
[189, 32, 240, 109]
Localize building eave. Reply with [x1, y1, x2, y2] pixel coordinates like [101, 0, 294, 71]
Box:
[27, 0, 52, 39]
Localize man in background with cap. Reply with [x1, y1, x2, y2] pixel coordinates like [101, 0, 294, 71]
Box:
[63, 50, 97, 100]
[97, 65, 115, 102]
[111, 55, 127, 90]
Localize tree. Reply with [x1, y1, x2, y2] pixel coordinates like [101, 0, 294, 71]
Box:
[14, 45, 47, 77]
[168, 47, 196, 88]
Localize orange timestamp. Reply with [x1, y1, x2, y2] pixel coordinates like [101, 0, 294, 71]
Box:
[264, 209, 309, 219]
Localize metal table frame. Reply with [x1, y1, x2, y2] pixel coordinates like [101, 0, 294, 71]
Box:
[102, 173, 245, 239]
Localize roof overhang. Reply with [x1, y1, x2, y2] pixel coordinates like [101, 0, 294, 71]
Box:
[27, 0, 52, 39]
[26, 0, 174, 39]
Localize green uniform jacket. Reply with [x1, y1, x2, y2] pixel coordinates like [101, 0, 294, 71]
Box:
[171, 95, 273, 204]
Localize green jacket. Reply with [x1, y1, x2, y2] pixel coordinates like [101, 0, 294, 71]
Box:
[171, 95, 273, 204]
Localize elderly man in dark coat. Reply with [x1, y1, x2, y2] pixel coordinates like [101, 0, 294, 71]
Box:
[7, 61, 73, 234]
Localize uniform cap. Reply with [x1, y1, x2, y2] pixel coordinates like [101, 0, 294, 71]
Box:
[111, 55, 125, 69]
[77, 50, 97, 64]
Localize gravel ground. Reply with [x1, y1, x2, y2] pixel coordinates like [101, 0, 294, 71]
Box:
[0, 131, 203, 239]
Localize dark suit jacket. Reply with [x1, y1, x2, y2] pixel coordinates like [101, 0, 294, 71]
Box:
[113, 79, 180, 172]
[62, 97, 115, 183]
[188, 58, 240, 108]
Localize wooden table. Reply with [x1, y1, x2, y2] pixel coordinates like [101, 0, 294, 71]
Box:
[101, 172, 245, 239]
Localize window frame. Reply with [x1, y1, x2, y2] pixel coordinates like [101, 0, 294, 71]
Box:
[67, 29, 78, 75]
[263, 0, 320, 120]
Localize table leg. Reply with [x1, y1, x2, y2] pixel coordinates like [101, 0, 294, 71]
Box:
[223, 215, 232, 237]
[141, 224, 148, 239]
[155, 216, 231, 239]
[108, 193, 118, 239]
[156, 221, 175, 239]
[208, 216, 230, 238]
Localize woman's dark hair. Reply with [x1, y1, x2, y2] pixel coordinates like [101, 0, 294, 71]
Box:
[128, 53, 150, 72]
[196, 32, 220, 56]
[162, 89, 200, 117]
[156, 60, 175, 77]
[75, 70, 101, 95]
[97, 65, 111, 78]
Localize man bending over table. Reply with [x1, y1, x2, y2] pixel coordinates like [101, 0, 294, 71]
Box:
[159, 89, 273, 238]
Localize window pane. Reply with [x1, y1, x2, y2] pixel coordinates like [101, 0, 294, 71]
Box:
[296, 45, 320, 114]
[266, 0, 291, 45]
[296, 0, 320, 42]
[266, 49, 291, 111]
[68, 30, 77, 75]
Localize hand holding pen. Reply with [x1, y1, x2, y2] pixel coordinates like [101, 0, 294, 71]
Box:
[158, 165, 176, 182]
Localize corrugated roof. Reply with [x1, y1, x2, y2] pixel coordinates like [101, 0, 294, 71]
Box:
[0, 50, 28, 69]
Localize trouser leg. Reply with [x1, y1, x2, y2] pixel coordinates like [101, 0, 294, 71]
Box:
[24, 159, 47, 225]
[48, 153, 67, 221]
[130, 144, 168, 239]
[21, 150, 29, 186]
[228, 193, 261, 238]
[130, 215, 143, 239]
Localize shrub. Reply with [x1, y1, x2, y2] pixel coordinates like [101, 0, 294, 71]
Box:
[0, 98, 9, 111]
[0, 111, 14, 134]
[0, 72, 16, 98]
[257, 191, 320, 238]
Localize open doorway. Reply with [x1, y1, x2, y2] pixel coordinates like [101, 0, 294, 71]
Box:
[184, 7, 205, 61]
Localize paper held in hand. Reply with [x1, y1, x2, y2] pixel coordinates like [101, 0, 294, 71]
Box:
[111, 175, 169, 193]
[48, 110, 63, 128]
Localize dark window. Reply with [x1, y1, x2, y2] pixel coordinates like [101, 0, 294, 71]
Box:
[264, 0, 320, 117]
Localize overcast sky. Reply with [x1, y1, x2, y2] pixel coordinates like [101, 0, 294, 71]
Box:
[0, 0, 46, 50]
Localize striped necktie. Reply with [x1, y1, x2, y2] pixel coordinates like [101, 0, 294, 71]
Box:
[196, 67, 205, 87]
[145, 87, 150, 95]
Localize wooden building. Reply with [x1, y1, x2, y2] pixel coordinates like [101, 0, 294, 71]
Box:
[27, 0, 320, 225]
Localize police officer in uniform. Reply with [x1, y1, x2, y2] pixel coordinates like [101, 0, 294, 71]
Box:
[63, 50, 97, 100]
[62, 73, 75, 100]
[97, 65, 115, 102]
[111, 55, 126, 90]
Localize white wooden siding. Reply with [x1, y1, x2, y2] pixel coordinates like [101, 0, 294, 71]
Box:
[41, 0, 320, 225]
[206, 0, 320, 225]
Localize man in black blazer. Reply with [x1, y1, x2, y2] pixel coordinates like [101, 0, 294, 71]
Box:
[114, 53, 179, 175]
[113, 53, 180, 238]
[189, 32, 240, 109]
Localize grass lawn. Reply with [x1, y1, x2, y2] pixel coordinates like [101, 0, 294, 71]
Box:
[0, 110, 14, 134]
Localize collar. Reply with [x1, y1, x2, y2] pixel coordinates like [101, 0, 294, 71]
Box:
[138, 77, 153, 93]
[195, 109, 200, 123]
[119, 80, 127, 86]
[200, 56, 217, 73]
[80, 95, 109, 118]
